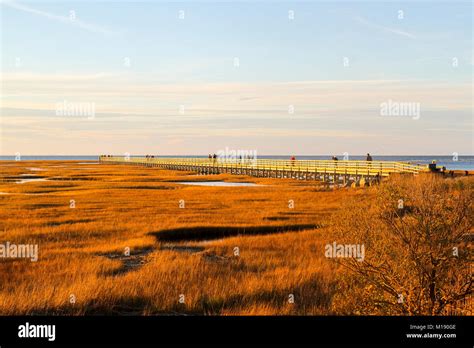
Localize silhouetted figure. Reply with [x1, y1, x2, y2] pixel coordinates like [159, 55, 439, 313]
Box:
[332, 156, 338, 161]
[440, 166, 446, 177]
[366, 153, 373, 162]
[429, 160, 438, 172]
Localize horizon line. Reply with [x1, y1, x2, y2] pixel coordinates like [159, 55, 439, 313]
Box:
[0, 154, 472, 157]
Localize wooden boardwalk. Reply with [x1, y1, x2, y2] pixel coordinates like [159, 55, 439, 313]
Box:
[99, 156, 427, 186]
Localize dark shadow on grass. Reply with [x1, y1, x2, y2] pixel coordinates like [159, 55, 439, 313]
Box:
[26, 203, 64, 209]
[82, 297, 150, 315]
[47, 219, 95, 226]
[118, 185, 177, 190]
[160, 245, 205, 253]
[264, 216, 291, 221]
[194, 275, 337, 315]
[150, 224, 320, 242]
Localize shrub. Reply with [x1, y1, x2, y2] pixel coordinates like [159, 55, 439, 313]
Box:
[330, 174, 473, 315]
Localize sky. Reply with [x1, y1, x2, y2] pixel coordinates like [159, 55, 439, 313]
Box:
[0, 0, 472, 155]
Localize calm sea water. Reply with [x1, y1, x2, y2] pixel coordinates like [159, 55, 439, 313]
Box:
[0, 155, 473, 170]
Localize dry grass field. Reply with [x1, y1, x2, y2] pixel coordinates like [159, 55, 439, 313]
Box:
[0, 161, 471, 315]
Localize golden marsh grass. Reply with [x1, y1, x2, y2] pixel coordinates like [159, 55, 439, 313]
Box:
[0, 161, 471, 315]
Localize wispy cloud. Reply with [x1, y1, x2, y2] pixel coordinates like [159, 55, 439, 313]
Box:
[1, 0, 117, 35]
[2, 75, 471, 115]
[2, 72, 115, 81]
[354, 16, 416, 39]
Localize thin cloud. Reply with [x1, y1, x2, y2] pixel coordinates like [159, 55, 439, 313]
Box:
[2, 72, 114, 81]
[354, 16, 416, 39]
[1, 0, 117, 35]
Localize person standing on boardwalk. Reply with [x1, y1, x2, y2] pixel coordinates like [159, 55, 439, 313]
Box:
[366, 153, 373, 161]
[290, 155, 296, 166]
[332, 156, 338, 170]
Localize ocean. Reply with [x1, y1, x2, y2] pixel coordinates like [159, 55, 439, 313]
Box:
[0, 155, 473, 171]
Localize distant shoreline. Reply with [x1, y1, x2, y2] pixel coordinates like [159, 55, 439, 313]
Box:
[1, 155, 472, 157]
[1, 155, 473, 171]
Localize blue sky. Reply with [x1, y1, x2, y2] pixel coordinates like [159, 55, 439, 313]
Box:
[1, 0, 472, 155]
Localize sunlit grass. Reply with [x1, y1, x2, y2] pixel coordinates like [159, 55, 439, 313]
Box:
[0, 161, 470, 315]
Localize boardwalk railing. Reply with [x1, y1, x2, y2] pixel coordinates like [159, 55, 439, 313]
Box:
[99, 156, 428, 185]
